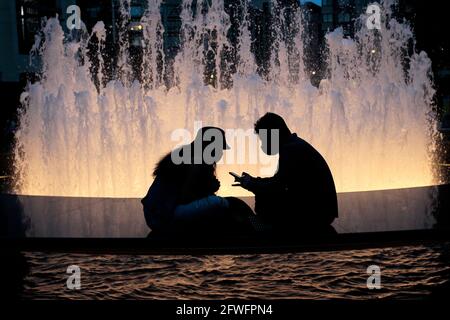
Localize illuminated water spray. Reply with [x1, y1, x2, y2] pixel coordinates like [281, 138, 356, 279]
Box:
[13, 0, 437, 198]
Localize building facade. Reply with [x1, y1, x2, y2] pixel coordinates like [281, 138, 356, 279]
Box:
[321, 0, 371, 36]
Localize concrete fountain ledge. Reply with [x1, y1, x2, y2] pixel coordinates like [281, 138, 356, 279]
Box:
[2, 229, 450, 255]
[0, 185, 449, 253]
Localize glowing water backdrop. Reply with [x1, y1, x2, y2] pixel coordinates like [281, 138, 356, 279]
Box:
[14, 0, 437, 198]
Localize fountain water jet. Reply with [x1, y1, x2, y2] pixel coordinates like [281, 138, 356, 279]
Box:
[13, 0, 437, 198]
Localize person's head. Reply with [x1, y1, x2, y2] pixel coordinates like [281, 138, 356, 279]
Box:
[191, 126, 230, 164]
[254, 112, 291, 155]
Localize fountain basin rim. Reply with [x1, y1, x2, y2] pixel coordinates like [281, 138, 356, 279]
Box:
[4, 183, 445, 200]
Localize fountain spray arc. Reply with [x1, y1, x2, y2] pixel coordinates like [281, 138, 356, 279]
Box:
[14, 0, 437, 198]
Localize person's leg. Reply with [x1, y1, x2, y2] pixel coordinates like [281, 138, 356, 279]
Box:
[174, 195, 229, 222]
[172, 196, 258, 236]
[224, 197, 258, 234]
[225, 197, 254, 216]
[225, 197, 275, 234]
[172, 195, 231, 235]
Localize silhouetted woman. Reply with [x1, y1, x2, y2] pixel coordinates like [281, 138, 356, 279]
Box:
[142, 126, 254, 238]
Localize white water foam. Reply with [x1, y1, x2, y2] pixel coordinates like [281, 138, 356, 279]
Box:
[14, 0, 436, 198]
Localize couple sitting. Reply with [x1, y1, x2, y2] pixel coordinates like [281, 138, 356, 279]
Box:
[142, 112, 338, 239]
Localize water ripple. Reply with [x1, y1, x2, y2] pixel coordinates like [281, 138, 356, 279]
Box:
[21, 242, 450, 299]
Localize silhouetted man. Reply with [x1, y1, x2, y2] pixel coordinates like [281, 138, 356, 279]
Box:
[236, 112, 338, 236]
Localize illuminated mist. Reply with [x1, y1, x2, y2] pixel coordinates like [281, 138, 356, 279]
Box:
[14, 0, 436, 198]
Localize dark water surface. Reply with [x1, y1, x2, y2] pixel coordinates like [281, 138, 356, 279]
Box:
[22, 242, 450, 300]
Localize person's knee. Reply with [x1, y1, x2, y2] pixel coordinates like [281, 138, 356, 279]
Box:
[225, 197, 254, 215]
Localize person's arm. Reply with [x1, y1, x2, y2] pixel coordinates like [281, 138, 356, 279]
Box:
[240, 173, 283, 194]
[239, 155, 288, 194]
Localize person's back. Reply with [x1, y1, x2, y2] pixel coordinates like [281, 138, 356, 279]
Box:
[141, 151, 185, 231]
[274, 134, 338, 230]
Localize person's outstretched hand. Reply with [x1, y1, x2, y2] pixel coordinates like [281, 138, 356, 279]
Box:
[232, 172, 254, 190]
